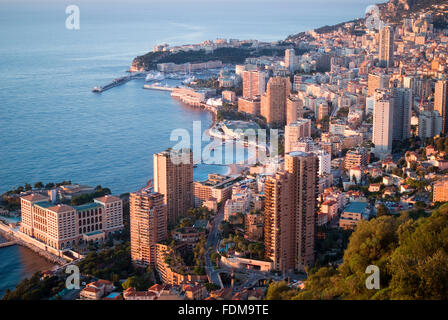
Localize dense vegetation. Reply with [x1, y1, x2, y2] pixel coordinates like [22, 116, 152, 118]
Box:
[2, 273, 66, 300]
[133, 48, 256, 71]
[0, 180, 72, 210]
[70, 185, 111, 206]
[133, 47, 307, 71]
[77, 243, 133, 282]
[164, 236, 207, 276]
[267, 205, 448, 300]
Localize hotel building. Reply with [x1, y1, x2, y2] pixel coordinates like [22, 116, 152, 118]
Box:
[20, 194, 123, 251]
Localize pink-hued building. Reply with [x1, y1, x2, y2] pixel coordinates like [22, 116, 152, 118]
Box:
[238, 97, 261, 115]
[130, 188, 167, 268]
[242, 70, 266, 99]
[20, 194, 124, 251]
[79, 280, 115, 300]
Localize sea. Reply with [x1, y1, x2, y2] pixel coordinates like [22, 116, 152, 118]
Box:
[0, 0, 377, 298]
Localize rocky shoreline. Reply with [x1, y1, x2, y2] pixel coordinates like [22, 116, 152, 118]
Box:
[0, 227, 65, 267]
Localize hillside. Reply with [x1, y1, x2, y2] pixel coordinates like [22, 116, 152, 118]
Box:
[286, 0, 448, 42]
[130, 46, 302, 72]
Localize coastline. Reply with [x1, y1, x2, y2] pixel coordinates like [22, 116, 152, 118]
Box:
[0, 225, 65, 267]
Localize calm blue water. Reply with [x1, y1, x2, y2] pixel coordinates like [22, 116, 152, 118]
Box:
[0, 0, 375, 297]
[0, 237, 55, 298]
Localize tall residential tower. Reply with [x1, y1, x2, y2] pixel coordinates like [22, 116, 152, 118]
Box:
[153, 148, 193, 226]
[264, 152, 318, 272]
[435, 79, 448, 135]
[130, 188, 167, 267]
[260, 77, 291, 126]
[379, 26, 394, 68]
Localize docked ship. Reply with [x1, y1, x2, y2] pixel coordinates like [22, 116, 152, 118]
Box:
[182, 75, 196, 85]
[145, 71, 165, 82]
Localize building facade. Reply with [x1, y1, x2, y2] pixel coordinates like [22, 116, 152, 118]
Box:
[264, 152, 318, 272]
[434, 80, 448, 134]
[284, 119, 312, 154]
[260, 77, 291, 126]
[20, 194, 123, 251]
[154, 148, 193, 226]
[242, 70, 266, 99]
[379, 26, 394, 68]
[130, 188, 167, 267]
[373, 91, 394, 158]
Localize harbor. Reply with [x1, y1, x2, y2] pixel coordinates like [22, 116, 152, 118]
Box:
[143, 84, 174, 91]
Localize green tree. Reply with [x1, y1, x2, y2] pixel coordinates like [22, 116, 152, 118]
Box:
[34, 182, 44, 189]
[266, 281, 298, 300]
[377, 204, 390, 217]
[122, 276, 138, 290]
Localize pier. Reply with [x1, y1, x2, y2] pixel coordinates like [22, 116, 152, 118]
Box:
[0, 240, 17, 248]
[143, 84, 174, 91]
[92, 72, 145, 93]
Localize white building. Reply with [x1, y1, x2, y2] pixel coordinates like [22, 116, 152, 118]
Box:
[418, 110, 442, 139]
[373, 91, 393, 158]
[314, 150, 331, 176]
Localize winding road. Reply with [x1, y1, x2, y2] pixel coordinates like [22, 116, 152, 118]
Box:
[205, 204, 226, 288]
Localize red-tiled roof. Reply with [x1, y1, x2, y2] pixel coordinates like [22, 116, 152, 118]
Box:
[21, 193, 48, 202]
[83, 286, 100, 293]
[47, 204, 74, 213]
[95, 195, 121, 204]
[148, 284, 164, 292]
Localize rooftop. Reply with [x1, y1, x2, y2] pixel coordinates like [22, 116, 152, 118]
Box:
[34, 201, 54, 209]
[47, 204, 75, 213]
[94, 195, 121, 204]
[343, 202, 368, 214]
[21, 193, 48, 202]
[74, 202, 103, 211]
[85, 230, 104, 236]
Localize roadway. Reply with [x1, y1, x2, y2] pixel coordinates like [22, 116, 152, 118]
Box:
[205, 203, 226, 288]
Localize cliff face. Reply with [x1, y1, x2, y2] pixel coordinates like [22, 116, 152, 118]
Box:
[129, 59, 145, 72]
